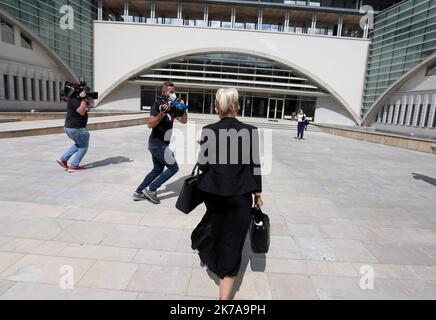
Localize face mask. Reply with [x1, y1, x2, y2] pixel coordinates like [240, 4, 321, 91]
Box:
[169, 93, 177, 102]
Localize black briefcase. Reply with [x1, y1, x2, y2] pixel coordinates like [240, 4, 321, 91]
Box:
[250, 206, 270, 254]
[175, 164, 204, 214]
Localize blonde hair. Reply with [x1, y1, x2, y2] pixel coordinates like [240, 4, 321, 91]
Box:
[215, 88, 239, 115]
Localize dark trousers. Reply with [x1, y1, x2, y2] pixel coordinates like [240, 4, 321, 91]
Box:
[297, 122, 305, 139]
[191, 192, 252, 279]
[136, 143, 179, 193]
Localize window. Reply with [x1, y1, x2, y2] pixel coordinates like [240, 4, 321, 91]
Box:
[409, 104, 415, 126]
[424, 104, 431, 127]
[433, 108, 436, 128]
[4, 75, 10, 100]
[426, 63, 436, 76]
[39, 80, 43, 101]
[20, 33, 32, 49]
[1, 19, 14, 44]
[13, 76, 18, 100]
[396, 105, 402, 124]
[53, 81, 57, 101]
[22, 77, 28, 100]
[31, 79, 36, 101]
[46, 80, 50, 102]
[402, 105, 409, 125]
[416, 104, 423, 126]
[59, 82, 63, 101]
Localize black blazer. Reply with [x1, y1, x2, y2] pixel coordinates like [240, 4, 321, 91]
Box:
[197, 117, 262, 197]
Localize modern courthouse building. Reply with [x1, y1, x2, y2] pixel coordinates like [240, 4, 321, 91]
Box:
[0, 0, 435, 137]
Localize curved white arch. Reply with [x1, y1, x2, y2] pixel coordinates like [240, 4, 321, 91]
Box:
[362, 52, 436, 127]
[97, 47, 360, 124]
[0, 8, 78, 83]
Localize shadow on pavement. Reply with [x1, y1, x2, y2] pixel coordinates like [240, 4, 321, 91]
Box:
[201, 235, 267, 300]
[412, 173, 436, 187]
[84, 156, 133, 169]
[157, 174, 190, 201]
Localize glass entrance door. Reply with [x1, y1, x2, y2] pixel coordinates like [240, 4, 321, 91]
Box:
[268, 98, 285, 120]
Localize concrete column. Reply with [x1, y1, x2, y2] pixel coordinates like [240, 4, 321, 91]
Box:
[34, 77, 41, 101]
[48, 77, 54, 102]
[310, 13, 317, 35]
[399, 95, 408, 126]
[204, 5, 208, 25]
[151, 2, 155, 20]
[337, 16, 343, 37]
[257, 9, 263, 31]
[405, 96, 414, 126]
[363, 18, 369, 39]
[382, 104, 388, 123]
[8, 74, 15, 101]
[17, 70, 25, 101]
[419, 95, 429, 127]
[393, 99, 401, 125]
[429, 95, 436, 128]
[231, 8, 236, 29]
[177, 4, 183, 20]
[53, 79, 59, 102]
[26, 77, 32, 101]
[41, 78, 47, 102]
[284, 12, 290, 32]
[25, 69, 34, 101]
[98, 0, 103, 21]
[412, 95, 422, 126]
[124, 0, 129, 22]
[387, 104, 394, 124]
[376, 109, 382, 123]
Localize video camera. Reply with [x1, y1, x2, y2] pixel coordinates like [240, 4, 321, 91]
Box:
[62, 81, 98, 102]
[156, 95, 189, 118]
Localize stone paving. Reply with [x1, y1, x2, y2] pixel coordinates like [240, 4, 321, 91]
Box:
[0, 120, 435, 300]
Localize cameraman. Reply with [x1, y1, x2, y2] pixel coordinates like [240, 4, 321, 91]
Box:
[133, 81, 187, 204]
[57, 88, 93, 172]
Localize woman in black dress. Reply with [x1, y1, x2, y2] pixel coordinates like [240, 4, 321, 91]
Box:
[191, 88, 263, 300]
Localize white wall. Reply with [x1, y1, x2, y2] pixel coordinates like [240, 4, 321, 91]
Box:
[1, 32, 62, 71]
[398, 68, 436, 92]
[98, 82, 141, 110]
[0, 11, 70, 111]
[94, 22, 370, 123]
[315, 96, 357, 126]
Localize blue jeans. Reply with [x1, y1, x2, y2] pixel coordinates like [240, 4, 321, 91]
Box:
[60, 127, 90, 167]
[297, 122, 305, 139]
[136, 143, 179, 193]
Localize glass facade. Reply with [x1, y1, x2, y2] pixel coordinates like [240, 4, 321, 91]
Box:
[134, 53, 320, 119]
[208, 1, 395, 12]
[1, 18, 15, 44]
[0, 0, 97, 84]
[101, 0, 368, 39]
[140, 85, 317, 119]
[362, 0, 436, 116]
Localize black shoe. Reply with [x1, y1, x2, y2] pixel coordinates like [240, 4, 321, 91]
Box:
[143, 189, 160, 204]
[133, 192, 147, 201]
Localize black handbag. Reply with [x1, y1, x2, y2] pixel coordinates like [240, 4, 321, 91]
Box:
[250, 206, 270, 254]
[175, 164, 204, 214]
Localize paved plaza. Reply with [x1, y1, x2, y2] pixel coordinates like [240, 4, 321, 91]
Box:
[0, 121, 435, 300]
